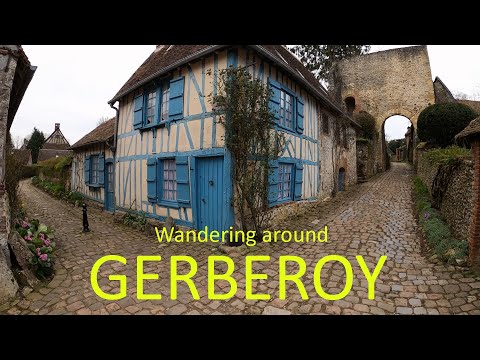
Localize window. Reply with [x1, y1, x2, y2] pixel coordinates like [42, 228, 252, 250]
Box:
[280, 90, 294, 130]
[322, 113, 329, 134]
[91, 155, 99, 184]
[141, 81, 172, 127]
[85, 154, 104, 188]
[146, 88, 157, 125]
[344, 97, 355, 115]
[162, 159, 177, 201]
[148, 156, 190, 207]
[161, 84, 170, 122]
[277, 163, 293, 201]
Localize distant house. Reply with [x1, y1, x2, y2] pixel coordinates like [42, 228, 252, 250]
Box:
[11, 149, 32, 166]
[69, 118, 115, 211]
[38, 123, 72, 162]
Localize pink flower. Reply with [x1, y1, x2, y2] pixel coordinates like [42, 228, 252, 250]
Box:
[22, 221, 28, 229]
[39, 233, 45, 240]
[36, 248, 41, 256]
[24, 235, 32, 242]
[39, 254, 48, 261]
[43, 239, 51, 247]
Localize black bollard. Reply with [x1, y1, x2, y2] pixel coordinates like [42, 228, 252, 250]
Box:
[82, 203, 90, 232]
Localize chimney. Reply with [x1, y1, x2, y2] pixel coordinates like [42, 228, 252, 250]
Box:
[55, 123, 60, 131]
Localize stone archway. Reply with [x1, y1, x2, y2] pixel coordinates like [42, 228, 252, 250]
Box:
[379, 111, 416, 169]
[383, 115, 414, 166]
[330, 45, 436, 173]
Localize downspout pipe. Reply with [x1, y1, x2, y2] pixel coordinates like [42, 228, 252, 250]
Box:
[109, 102, 119, 152]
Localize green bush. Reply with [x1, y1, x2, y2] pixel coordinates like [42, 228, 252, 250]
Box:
[354, 111, 376, 140]
[66, 191, 84, 203]
[424, 145, 471, 166]
[417, 103, 477, 147]
[31, 176, 76, 203]
[20, 165, 39, 179]
[123, 210, 147, 227]
[413, 176, 469, 263]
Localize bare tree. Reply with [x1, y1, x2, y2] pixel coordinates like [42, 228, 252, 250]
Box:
[96, 116, 110, 126]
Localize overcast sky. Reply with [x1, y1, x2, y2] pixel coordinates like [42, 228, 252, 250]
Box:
[10, 45, 480, 146]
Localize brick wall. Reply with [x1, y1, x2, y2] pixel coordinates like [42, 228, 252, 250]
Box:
[469, 142, 480, 265]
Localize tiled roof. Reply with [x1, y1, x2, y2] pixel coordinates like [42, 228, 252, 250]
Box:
[70, 118, 115, 150]
[109, 45, 353, 122]
[455, 116, 480, 140]
[38, 149, 72, 162]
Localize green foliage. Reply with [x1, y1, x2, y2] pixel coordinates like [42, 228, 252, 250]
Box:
[15, 218, 56, 279]
[413, 177, 469, 263]
[354, 111, 376, 140]
[290, 45, 370, 82]
[31, 176, 83, 204]
[417, 103, 477, 147]
[5, 136, 24, 222]
[210, 66, 284, 235]
[54, 155, 73, 171]
[37, 155, 72, 192]
[26, 127, 46, 164]
[388, 138, 406, 154]
[122, 210, 147, 228]
[20, 165, 39, 179]
[424, 145, 471, 166]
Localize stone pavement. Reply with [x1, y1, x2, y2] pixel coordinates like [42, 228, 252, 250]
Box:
[1, 162, 480, 315]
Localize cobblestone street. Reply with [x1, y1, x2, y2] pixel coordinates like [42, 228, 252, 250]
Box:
[2, 162, 480, 315]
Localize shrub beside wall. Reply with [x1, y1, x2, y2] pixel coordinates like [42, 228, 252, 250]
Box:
[416, 146, 473, 242]
[37, 155, 72, 192]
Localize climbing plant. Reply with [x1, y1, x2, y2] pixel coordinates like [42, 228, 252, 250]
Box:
[210, 67, 285, 235]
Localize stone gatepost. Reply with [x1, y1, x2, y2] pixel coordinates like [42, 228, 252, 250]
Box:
[456, 117, 480, 267]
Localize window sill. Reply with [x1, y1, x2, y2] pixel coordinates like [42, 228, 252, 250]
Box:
[139, 120, 178, 131]
[275, 124, 298, 135]
[157, 200, 180, 209]
[87, 184, 102, 189]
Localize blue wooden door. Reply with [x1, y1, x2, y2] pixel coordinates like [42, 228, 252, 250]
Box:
[104, 161, 115, 212]
[196, 156, 224, 232]
[338, 168, 345, 192]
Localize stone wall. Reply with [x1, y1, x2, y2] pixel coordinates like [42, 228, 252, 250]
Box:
[356, 139, 375, 181]
[0, 48, 20, 303]
[319, 111, 358, 199]
[417, 151, 473, 242]
[330, 46, 436, 173]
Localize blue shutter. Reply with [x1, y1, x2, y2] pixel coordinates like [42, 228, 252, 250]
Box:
[147, 158, 157, 203]
[133, 93, 144, 130]
[176, 156, 190, 207]
[84, 155, 90, 185]
[168, 77, 185, 121]
[98, 153, 105, 186]
[268, 78, 281, 122]
[268, 160, 279, 206]
[296, 96, 304, 134]
[294, 162, 303, 201]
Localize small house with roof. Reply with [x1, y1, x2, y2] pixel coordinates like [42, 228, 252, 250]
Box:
[38, 123, 72, 162]
[92, 45, 359, 231]
[70, 118, 115, 211]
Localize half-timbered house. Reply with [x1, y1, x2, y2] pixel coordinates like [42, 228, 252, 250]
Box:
[72, 45, 358, 231]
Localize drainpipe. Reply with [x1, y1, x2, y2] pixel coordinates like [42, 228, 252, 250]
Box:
[109, 102, 119, 152]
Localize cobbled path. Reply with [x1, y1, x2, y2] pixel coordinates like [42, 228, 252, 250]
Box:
[1, 162, 480, 315]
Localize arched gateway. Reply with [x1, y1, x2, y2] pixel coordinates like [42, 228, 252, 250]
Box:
[329, 45, 436, 173]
